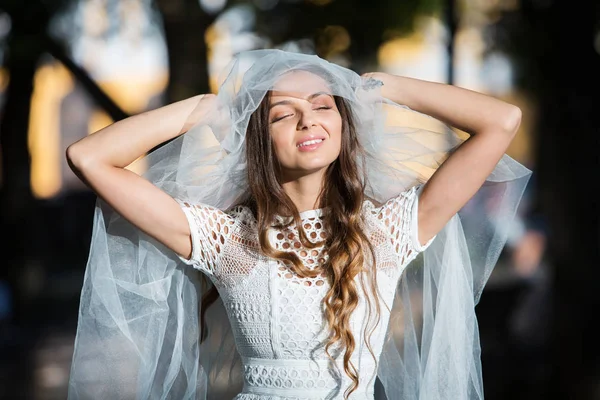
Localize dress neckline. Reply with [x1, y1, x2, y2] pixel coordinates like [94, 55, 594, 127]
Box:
[273, 207, 330, 222]
[298, 207, 328, 219]
[237, 205, 331, 222]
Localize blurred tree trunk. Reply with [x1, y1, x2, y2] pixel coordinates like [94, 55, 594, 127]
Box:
[0, 0, 124, 327]
[528, 3, 600, 399]
[539, 16, 600, 400]
[490, 1, 600, 399]
[155, 0, 215, 102]
[256, 0, 430, 73]
[0, 1, 48, 327]
[155, 0, 432, 101]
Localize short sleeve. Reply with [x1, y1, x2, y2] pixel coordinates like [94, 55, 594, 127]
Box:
[409, 184, 436, 252]
[175, 199, 236, 276]
[374, 184, 436, 265]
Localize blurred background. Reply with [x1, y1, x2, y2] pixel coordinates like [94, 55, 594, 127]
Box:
[0, 0, 598, 399]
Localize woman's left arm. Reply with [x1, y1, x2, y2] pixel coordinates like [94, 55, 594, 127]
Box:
[364, 72, 522, 246]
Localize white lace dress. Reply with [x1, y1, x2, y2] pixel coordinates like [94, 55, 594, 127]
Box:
[177, 185, 435, 400]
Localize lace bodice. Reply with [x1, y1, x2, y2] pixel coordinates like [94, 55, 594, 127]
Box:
[177, 185, 434, 399]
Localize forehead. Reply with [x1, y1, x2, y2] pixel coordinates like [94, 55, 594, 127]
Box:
[270, 70, 332, 98]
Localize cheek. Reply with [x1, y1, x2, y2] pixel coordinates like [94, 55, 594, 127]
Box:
[270, 129, 293, 157]
[328, 118, 343, 147]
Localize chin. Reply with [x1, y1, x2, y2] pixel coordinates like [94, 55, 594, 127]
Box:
[281, 162, 332, 180]
[301, 156, 338, 170]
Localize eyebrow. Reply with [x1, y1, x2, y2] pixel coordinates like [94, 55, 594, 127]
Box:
[269, 92, 333, 110]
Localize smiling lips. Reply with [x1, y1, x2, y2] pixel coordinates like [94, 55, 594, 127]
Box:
[296, 135, 326, 151]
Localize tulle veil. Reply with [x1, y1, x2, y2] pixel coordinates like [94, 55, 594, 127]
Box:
[67, 49, 532, 399]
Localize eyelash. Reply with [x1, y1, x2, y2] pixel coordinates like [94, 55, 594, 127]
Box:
[271, 106, 332, 123]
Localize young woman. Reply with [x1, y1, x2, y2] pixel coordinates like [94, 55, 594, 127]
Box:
[66, 50, 531, 399]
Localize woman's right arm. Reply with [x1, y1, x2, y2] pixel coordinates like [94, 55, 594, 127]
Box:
[66, 94, 215, 261]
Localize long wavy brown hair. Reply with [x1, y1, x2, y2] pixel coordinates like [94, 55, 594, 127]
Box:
[200, 72, 382, 399]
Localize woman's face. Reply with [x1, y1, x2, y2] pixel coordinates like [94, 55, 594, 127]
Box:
[268, 71, 343, 180]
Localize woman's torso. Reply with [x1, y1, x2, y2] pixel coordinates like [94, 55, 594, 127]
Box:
[177, 187, 427, 399]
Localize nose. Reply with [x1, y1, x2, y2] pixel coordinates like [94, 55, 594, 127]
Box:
[297, 109, 317, 130]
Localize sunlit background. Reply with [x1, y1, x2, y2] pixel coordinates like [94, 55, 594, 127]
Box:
[5, 0, 534, 201]
[0, 0, 598, 399]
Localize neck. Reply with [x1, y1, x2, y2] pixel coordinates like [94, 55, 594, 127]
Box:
[280, 168, 327, 213]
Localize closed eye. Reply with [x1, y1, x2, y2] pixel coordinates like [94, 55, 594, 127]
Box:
[271, 114, 292, 123]
[270, 106, 331, 123]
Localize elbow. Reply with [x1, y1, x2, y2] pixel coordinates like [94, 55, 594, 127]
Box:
[66, 142, 97, 173]
[65, 143, 82, 172]
[502, 105, 522, 137]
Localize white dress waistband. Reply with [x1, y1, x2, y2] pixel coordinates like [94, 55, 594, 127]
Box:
[240, 356, 376, 399]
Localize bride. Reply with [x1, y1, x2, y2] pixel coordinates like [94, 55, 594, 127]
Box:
[66, 49, 531, 399]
